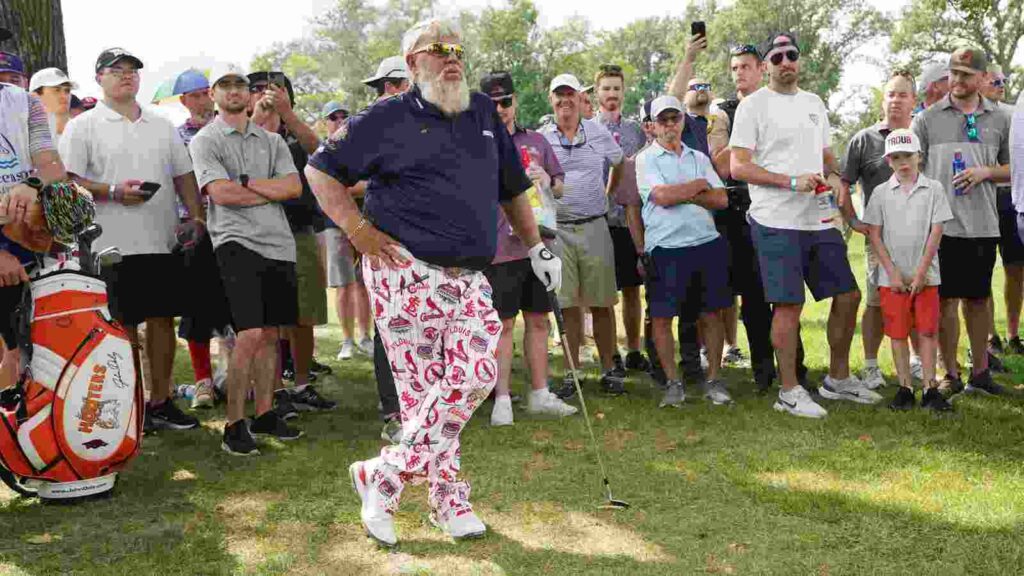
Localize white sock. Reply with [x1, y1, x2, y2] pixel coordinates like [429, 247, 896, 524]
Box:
[494, 393, 511, 403]
[530, 388, 548, 402]
[864, 358, 879, 369]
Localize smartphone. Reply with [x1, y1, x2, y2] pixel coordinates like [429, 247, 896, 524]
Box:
[268, 71, 286, 89]
[691, 21, 706, 39]
[138, 181, 160, 199]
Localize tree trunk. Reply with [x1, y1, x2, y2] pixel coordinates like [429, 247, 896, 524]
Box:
[0, 0, 67, 74]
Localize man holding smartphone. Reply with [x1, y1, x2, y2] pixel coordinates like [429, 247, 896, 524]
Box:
[61, 48, 206, 432]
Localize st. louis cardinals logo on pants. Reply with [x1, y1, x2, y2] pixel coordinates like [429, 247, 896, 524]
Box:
[365, 249, 501, 518]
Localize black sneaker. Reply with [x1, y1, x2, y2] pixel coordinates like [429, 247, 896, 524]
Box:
[143, 409, 157, 436]
[250, 411, 304, 441]
[291, 385, 338, 411]
[222, 419, 260, 456]
[1007, 336, 1024, 355]
[988, 350, 1009, 374]
[552, 372, 578, 400]
[889, 386, 916, 411]
[938, 374, 965, 396]
[310, 359, 333, 376]
[150, 398, 199, 430]
[600, 369, 626, 395]
[624, 350, 650, 372]
[989, 334, 1004, 355]
[612, 353, 625, 374]
[273, 389, 299, 420]
[281, 366, 317, 383]
[965, 370, 1004, 396]
[921, 388, 954, 412]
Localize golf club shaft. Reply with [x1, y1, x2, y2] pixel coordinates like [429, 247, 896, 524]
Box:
[548, 291, 616, 498]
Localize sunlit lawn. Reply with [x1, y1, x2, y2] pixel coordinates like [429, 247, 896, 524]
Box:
[1, 237, 1023, 575]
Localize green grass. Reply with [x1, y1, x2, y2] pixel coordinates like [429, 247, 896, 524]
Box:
[2, 238, 1024, 575]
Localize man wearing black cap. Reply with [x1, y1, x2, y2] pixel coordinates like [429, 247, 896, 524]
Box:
[60, 48, 206, 431]
[479, 71, 576, 426]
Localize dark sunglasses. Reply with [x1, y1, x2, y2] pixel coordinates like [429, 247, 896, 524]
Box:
[965, 113, 979, 142]
[557, 124, 588, 150]
[492, 95, 514, 108]
[769, 50, 800, 66]
[688, 83, 711, 92]
[327, 112, 347, 122]
[415, 42, 465, 60]
[730, 44, 760, 58]
[991, 77, 1006, 88]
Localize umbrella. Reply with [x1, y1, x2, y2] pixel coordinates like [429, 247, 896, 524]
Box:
[151, 68, 209, 105]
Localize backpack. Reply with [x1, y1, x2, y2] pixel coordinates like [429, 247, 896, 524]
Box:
[0, 258, 142, 501]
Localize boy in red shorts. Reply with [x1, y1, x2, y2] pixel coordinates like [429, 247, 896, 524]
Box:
[863, 128, 954, 411]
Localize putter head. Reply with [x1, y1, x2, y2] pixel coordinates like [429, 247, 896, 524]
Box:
[598, 499, 630, 510]
[95, 247, 122, 270]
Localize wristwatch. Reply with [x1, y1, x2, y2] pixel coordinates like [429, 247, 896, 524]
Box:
[239, 174, 250, 188]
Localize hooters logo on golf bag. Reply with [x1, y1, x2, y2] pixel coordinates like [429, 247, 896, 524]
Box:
[0, 270, 143, 500]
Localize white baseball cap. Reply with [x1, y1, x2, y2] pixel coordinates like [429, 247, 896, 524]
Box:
[650, 95, 683, 120]
[209, 62, 248, 88]
[28, 67, 77, 92]
[362, 56, 409, 86]
[918, 62, 948, 92]
[549, 73, 583, 93]
[884, 128, 921, 156]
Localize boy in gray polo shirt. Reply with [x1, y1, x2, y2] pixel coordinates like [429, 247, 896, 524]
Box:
[863, 129, 953, 412]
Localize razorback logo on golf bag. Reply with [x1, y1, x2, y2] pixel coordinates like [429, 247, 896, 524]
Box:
[0, 270, 142, 498]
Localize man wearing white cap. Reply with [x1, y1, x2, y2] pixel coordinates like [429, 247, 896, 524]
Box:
[188, 63, 305, 454]
[362, 55, 410, 99]
[916, 62, 949, 114]
[306, 18, 555, 546]
[636, 95, 731, 408]
[28, 67, 76, 145]
[539, 72, 626, 397]
[61, 47, 206, 432]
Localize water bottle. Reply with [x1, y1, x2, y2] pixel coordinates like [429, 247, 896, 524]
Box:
[175, 384, 196, 400]
[815, 183, 837, 223]
[952, 149, 967, 196]
[519, 145, 531, 169]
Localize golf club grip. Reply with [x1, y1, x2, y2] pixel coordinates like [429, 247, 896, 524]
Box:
[548, 291, 566, 336]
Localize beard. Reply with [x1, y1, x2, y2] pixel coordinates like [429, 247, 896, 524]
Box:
[416, 66, 470, 117]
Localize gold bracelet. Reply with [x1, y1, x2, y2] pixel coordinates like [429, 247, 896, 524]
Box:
[349, 217, 369, 239]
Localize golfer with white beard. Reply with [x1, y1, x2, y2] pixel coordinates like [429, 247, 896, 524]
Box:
[306, 19, 560, 547]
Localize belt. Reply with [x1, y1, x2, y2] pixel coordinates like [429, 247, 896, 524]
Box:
[558, 214, 606, 226]
[422, 261, 478, 278]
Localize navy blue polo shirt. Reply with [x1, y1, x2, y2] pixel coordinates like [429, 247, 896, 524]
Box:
[308, 86, 531, 270]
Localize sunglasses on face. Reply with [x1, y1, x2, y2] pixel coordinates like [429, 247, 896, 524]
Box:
[965, 113, 979, 142]
[730, 44, 760, 58]
[493, 95, 514, 108]
[249, 83, 268, 94]
[656, 113, 682, 126]
[327, 112, 347, 122]
[991, 77, 1006, 88]
[688, 83, 711, 92]
[769, 50, 800, 66]
[415, 42, 465, 60]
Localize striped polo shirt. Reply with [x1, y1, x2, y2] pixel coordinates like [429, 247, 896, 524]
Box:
[539, 118, 623, 222]
[912, 94, 1012, 238]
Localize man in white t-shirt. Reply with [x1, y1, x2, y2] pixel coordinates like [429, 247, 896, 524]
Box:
[60, 48, 206, 432]
[730, 33, 881, 418]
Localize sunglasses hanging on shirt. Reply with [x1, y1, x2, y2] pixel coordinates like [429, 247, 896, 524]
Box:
[965, 113, 979, 142]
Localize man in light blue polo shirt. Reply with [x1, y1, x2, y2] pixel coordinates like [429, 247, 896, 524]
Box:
[636, 95, 732, 408]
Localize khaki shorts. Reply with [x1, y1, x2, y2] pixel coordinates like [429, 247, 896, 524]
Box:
[295, 231, 328, 326]
[552, 217, 617, 309]
[865, 238, 880, 307]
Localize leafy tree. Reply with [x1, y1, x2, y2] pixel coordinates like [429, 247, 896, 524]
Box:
[0, 0, 66, 74]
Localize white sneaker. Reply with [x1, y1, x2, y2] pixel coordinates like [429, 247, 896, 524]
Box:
[430, 508, 487, 540]
[700, 348, 710, 371]
[774, 386, 828, 419]
[819, 375, 883, 404]
[527, 390, 578, 417]
[860, 365, 886, 390]
[349, 459, 398, 547]
[909, 355, 923, 381]
[580, 345, 599, 365]
[336, 339, 355, 361]
[702, 379, 733, 405]
[490, 395, 513, 426]
[357, 337, 374, 356]
[191, 378, 214, 409]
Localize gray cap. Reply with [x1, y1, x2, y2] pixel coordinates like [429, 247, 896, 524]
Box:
[362, 55, 409, 86]
[321, 100, 349, 119]
[918, 62, 948, 92]
[650, 95, 683, 120]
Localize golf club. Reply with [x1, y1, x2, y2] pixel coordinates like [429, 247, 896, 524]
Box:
[548, 291, 630, 510]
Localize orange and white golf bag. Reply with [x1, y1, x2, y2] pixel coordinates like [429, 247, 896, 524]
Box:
[0, 226, 142, 500]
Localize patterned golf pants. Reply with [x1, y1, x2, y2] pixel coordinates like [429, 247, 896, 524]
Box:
[363, 252, 501, 518]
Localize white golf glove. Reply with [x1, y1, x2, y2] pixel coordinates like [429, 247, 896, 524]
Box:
[528, 242, 561, 293]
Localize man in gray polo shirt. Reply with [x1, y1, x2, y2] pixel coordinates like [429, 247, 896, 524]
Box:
[912, 46, 1013, 396]
[189, 63, 304, 456]
[841, 70, 917, 389]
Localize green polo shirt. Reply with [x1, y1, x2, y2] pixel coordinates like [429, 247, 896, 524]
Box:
[911, 94, 1012, 238]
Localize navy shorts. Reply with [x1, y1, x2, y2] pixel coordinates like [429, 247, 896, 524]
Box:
[749, 217, 858, 304]
[648, 236, 731, 319]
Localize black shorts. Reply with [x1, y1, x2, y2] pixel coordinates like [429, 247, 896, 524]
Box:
[103, 254, 187, 326]
[938, 236, 997, 300]
[0, 283, 26, 351]
[215, 242, 298, 332]
[178, 235, 233, 341]
[483, 258, 552, 320]
[610, 225, 642, 290]
[998, 209, 1024, 266]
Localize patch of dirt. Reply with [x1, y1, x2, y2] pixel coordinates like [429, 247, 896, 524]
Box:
[603, 429, 637, 452]
[531, 429, 553, 443]
[705, 553, 736, 574]
[655, 430, 678, 452]
[563, 439, 584, 451]
[523, 452, 553, 482]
